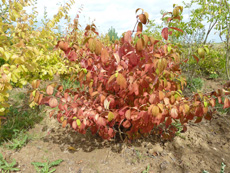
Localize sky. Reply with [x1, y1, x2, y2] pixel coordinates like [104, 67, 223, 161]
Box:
[27, 0, 221, 42]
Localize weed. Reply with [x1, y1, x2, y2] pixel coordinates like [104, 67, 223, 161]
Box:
[187, 77, 204, 92]
[60, 77, 80, 91]
[0, 106, 44, 145]
[203, 162, 226, 173]
[31, 159, 63, 173]
[142, 164, 150, 173]
[208, 72, 219, 79]
[171, 120, 185, 139]
[6, 130, 29, 150]
[0, 153, 20, 173]
[215, 98, 230, 114]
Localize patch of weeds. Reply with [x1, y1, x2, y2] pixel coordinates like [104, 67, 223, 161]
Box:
[215, 97, 230, 114]
[142, 164, 150, 173]
[31, 159, 63, 173]
[61, 78, 80, 91]
[6, 129, 30, 150]
[203, 162, 226, 173]
[187, 77, 204, 92]
[208, 72, 219, 79]
[172, 120, 185, 139]
[0, 106, 44, 145]
[134, 149, 142, 161]
[0, 153, 20, 172]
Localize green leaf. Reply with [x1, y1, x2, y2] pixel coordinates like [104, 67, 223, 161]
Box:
[77, 119, 81, 126]
[49, 159, 63, 167]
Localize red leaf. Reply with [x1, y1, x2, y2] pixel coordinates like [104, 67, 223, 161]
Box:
[97, 117, 106, 127]
[124, 30, 132, 44]
[195, 106, 203, 117]
[165, 117, 172, 128]
[169, 27, 183, 33]
[192, 55, 199, 63]
[123, 120, 131, 128]
[49, 98, 58, 108]
[46, 85, 54, 95]
[194, 117, 202, 123]
[161, 28, 168, 40]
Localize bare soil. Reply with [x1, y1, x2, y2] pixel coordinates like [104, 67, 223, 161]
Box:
[1, 78, 230, 173]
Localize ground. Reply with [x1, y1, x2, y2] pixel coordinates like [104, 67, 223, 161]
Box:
[0, 78, 230, 173]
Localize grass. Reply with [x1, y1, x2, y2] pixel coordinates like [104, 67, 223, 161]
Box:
[186, 77, 204, 92]
[31, 159, 63, 173]
[6, 130, 30, 150]
[0, 89, 45, 145]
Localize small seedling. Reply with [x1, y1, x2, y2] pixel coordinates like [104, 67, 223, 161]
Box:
[203, 162, 226, 173]
[142, 164, 150, 173]
[171, 120, 185, 139]
[31, 159, 63, 173]
[0, 153, 20, 173]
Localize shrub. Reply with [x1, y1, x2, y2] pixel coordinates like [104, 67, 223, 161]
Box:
[34, 6, 230, 141]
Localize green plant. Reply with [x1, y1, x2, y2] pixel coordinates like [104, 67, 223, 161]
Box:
[171, 120, 184, 137]
[0, 153, 20, 173]
[203, 162, 226, 173]
[187, 77, 204, 92]
[0, 106, 44, 144]
[6, 130, 29, 150]
[31, 159, 63, 173]
[107, 26, 119, 43]
[209, 72, 219, 79]
[142, 164, 150, 173]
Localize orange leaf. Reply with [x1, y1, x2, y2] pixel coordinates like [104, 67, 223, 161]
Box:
[152, 105, 159, 117]
[116, 73, 127, 89]
[101, 48, 109, 63]
[137, 22, 143, 32]
[125, 110, 131, 120]
[62, 120, 67, 128]
[159, 90, 165, 100]
[223, 97, 230, 109]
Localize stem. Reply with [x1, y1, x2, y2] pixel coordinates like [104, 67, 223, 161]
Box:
[132, 20, 138, 35]
[224, 0, 230, 79]
[203, 20, 218, 44]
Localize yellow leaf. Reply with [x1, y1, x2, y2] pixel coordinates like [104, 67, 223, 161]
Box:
[108, 112, 114, 121]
